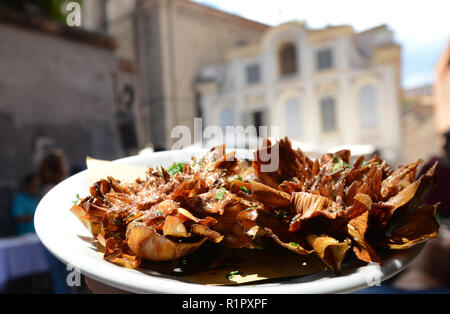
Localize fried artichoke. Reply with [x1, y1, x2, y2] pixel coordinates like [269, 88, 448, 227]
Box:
[71, 137, 440, 274]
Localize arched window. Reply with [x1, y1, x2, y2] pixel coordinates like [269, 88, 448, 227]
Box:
[279, 42, 297, 76]
[360, 85, 378, 127]
[284, 98, 302, 136]
[320, 96, 337, 132]
[219, 107, 234, 128]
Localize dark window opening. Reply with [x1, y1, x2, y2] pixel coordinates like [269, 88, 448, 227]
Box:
[250, 110, 265, 136]
[320, 96, 337, 132]
[246, 64, 261, 85]
[317, 48, 334, 70]
[279, 43, 297, 76]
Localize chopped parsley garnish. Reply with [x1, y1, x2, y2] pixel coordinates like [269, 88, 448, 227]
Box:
[72, 193, 81, 204]
[216, 187, 226, 200]
[332, 156, 350, 172]
[289, 242, 300, 247]
[167, 162, 185, 175]
[225, 270, 242, 279]
[240, 186, 251, 194]
[254, 245, 263, 250]
[244, 206, 256, 211]
[153, 210, 162, 216]
[237, 175, 243, 181]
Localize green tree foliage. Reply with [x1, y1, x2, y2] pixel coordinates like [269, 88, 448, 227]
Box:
[0, 0, 82, 24]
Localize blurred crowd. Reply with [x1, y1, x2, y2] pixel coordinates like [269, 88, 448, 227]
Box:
[5, 148, 89, 294]
[12, 149, 67, 236]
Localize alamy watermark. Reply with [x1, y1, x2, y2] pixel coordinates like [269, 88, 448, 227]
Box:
[66, 2, 81, 27]
[66, 264, 81, 287]
[361, 262, 382, 287]
[170, 118, 280, 172]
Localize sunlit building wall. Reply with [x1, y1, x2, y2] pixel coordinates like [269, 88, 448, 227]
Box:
[435, 43, 450, 134]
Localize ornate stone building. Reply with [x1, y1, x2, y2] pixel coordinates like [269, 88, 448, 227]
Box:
[196, 22, 403, 163]
[83, 1, 403, 161]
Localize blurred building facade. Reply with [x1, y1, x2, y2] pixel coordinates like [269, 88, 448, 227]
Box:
[196, 22, 403, 163]
[435, 42, 450, 133]
[402, 85, 441, 163]
[84, 0, 268, 149]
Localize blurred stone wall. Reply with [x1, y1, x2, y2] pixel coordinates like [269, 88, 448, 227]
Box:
[0, 11, 123, 207]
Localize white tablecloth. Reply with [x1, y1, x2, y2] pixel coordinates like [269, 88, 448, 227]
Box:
[0, 233, 49, 291]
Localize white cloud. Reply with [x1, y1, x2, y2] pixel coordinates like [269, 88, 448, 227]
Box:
[403, 73, 434, 89]
[192, 0, 450, 88]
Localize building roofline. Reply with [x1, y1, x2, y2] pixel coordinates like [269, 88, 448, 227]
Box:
[306, 24, 354, 42]
[356, 24, 389, 36]
[180, 0, 269, 31]
[308, 24, 354, 33]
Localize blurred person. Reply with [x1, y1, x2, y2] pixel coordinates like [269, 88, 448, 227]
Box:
[390, 130, 450, 292]
[11, 174, 40, 235]
[419, 129, 450, 218]
[70, 163, 86, 176]
[38, 148, 68, 198]
[38, 148, 70, 294]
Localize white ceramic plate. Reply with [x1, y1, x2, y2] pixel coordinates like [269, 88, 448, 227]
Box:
[34, 149, 424, 294]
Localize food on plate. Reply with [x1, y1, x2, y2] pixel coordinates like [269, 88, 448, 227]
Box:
[71, 137, 439, 275]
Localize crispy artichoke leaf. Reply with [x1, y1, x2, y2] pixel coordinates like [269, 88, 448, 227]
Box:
[345, 193, 372, 220]
[347, 210, 381, 264]
[381, 159, 423, 199]
[252, 138, 280, 188]
[103, 237, 142, 269]
[370, 203, 395, 229]
[386, 162, 439, 233]
[290, 192, 343, 232]
[253, 137, 309, 188]
[249, 180, 291, 209]
[71, 204, 90, 228]
[126, 222, 207, 261]
[384, 203, 440, 250]
[190, 224, 224, 243]
[236, 207, 259, 236]
[265, 228, 313, 255]
[254, 210, 312, 255]
[376, 179, 421, 224]
[306, 234, 351, 273]
[209, 202, 256, 249]
[405, 162, 438, 212]
[71, 203, 102, 236]
[214, 151, 237, 170]
[163, 215, 190, 237]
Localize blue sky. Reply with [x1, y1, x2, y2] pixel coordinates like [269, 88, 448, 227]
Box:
[192, 0, 450, 89]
